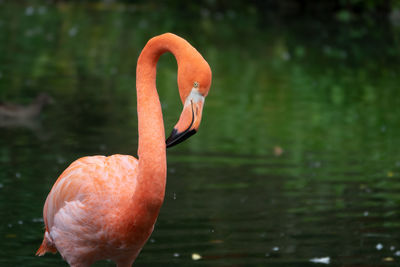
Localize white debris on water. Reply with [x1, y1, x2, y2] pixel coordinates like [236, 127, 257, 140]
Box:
[192, 253, 202, 261]
[376, 243, 383, 250]
[309, 257, 330, 264]
[32, 217, 44, 223]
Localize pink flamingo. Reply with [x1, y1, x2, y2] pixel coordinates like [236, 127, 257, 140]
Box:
[36, 33, 212, 267]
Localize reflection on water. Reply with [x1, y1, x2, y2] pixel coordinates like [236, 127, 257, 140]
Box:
[1, 1, 400, 266]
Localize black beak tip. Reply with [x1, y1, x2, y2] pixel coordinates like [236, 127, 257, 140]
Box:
[166, 128, 197, 148]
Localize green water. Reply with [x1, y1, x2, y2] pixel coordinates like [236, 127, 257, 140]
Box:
[1, 2, 400, 266]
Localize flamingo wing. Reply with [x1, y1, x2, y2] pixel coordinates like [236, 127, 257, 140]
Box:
[37, 155, 139, 264]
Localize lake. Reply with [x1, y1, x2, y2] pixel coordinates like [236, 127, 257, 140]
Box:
[1, 2, 400, 266]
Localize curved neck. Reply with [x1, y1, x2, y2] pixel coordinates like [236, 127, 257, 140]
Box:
[136, 35, 185, 171]
[130, 34, 186, 223]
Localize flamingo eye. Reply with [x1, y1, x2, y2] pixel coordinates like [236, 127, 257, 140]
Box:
[193, 81, 199, 88]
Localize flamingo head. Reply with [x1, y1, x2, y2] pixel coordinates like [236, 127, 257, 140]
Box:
[166, 57, 212, 148]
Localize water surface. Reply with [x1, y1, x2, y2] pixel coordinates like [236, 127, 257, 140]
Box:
[1, 2, 400, 266]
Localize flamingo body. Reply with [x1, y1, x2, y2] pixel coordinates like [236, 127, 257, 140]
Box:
[37, 33, 212, 267]
[38, 155, 146, 266]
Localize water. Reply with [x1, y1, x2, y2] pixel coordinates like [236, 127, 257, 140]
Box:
[1, 2, 400, 266]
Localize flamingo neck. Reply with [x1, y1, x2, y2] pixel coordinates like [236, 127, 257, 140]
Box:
[129, 34, 186, 225]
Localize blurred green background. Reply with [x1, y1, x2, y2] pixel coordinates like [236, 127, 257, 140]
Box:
[1, 0, 400, 266]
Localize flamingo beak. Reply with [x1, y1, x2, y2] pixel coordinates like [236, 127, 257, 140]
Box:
[166, 89, 205, 148]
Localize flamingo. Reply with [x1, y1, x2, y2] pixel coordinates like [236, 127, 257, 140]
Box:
[36, 33, 212, 267]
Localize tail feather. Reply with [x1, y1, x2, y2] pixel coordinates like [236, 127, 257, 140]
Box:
[36, 232, 57, 256]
